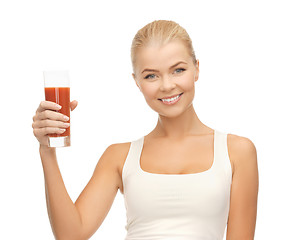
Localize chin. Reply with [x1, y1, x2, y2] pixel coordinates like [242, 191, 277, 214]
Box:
[150, 105, 187, 119]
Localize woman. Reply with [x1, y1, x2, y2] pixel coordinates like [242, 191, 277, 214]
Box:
[32, 20, 259, 239]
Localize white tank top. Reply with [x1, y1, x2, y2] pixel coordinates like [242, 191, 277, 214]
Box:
[122, 129, 232, 240]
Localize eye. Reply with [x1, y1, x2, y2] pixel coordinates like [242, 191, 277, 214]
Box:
[144, 74, 156, 79]
[174, 68, 186, 74]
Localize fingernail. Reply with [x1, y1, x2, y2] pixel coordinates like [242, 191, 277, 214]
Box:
[63, 115, 69, 121]
[56, 104, 62, 109]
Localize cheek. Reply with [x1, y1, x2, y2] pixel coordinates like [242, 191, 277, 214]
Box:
[140, 82, 159, 100]
[179, 73, 195, 91]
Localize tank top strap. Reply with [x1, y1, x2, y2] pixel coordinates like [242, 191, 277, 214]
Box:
[214, 130, 233, 184]
[122, 136, 144, 180]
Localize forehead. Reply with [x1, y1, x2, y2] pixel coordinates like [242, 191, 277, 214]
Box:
[135, 40, 191, 72]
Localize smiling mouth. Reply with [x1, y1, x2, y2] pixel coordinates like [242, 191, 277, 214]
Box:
[158, 93, 183, 101]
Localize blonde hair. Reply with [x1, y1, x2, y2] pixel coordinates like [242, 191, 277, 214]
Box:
[131, 20, 197, 74]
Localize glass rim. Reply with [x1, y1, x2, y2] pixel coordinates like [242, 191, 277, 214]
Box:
[43, 70, 70, 87]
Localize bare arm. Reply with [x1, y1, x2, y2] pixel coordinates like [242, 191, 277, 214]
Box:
[74, 142, 126, 239]
[33, 101, 124, 240]
[226, 134, 259, 240]
[40, 145, 83, 240]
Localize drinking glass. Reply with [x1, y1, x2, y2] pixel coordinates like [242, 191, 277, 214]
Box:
[43, 70, 71, 147]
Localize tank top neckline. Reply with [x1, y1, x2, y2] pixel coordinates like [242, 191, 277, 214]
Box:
[137, 129, 218, 177]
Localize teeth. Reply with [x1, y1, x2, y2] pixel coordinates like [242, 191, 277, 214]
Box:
[161, 94, 180, 102]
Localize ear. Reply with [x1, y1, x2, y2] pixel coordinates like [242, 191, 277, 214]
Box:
[194, 59, 199, 82]
[132, 73, 141, 91]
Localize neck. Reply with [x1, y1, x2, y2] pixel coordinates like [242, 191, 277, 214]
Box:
[152, 104, 210, 140]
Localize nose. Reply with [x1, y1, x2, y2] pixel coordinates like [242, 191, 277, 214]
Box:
[159, 75, 176, 92]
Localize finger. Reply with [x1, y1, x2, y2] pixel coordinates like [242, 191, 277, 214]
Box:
[70, 100, 78, 111]
[38, 110, 70, 121]
[34, 127, 67, 137]
[37, 101, 62, 113]
[33, 119, 70, 129]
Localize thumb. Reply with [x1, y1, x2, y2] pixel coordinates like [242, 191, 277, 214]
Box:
[70, 100, 78, 111]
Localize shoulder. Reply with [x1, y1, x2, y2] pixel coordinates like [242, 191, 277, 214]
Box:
[102, 141, 131, 169]
[95, 141, 131, 172]
[226, 133, 257, 176]
[93, 142, 131, 193]
[105, 141, 131, 173]
[105, 141, 131, 156]
[104, 142, 131, 193]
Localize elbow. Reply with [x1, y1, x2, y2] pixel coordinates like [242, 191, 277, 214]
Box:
[55, 232, 87, 240]
[226, 234, 255, 240]
[56, 236, 86, 240]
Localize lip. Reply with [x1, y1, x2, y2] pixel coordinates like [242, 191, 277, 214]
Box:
[159, 93, 183, 105]
[158, 93, 183, 100]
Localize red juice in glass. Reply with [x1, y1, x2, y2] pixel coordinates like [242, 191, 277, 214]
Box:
[43, 71, 71, 147]
[45, 87, 70, 137]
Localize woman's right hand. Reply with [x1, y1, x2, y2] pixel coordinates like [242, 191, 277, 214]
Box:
[32, 100, 78, 146]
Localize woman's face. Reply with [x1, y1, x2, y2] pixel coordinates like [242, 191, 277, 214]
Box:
[133, 40, 199, 118]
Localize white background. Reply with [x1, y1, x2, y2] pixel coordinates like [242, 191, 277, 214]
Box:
[0, 0, 291, 239]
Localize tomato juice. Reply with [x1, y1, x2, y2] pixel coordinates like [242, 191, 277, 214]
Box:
[45, 87, 70, 137]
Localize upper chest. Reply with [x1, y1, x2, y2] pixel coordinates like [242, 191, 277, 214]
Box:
[139, 136, 215, 175]
[118, 134, 236, 194]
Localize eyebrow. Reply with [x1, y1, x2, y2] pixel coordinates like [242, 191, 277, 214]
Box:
[141, 61, 187, 74]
